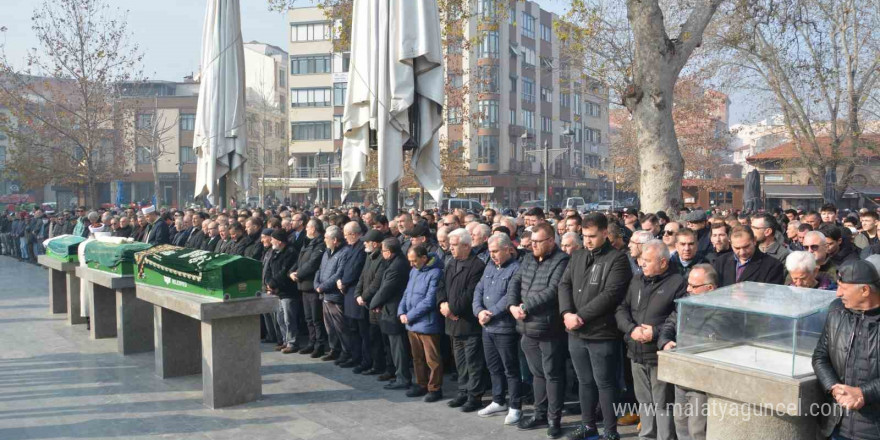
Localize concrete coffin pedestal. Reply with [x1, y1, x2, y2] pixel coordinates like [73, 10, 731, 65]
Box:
[135, 284, 278, 409]
[658, 350, 824, 440]
[38, 255, 75, 315]
[76, 267, 153, 353]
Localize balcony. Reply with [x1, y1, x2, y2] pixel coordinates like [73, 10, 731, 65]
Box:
[290, 166, 341, 179]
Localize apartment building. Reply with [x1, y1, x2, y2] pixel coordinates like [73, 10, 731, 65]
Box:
[286, 2, 610, 208]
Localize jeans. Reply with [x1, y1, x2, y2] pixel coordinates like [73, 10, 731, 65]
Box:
[521, 334, 565, 422]
[345, 317, 372, 367]
[452, 334, 486, 399]
[483, 331, 523, 409]
[264, 309, 281, 343]
[568, 336, 622, 432]
[32, 242, 44, 258]
[387, 332, 412, 384]
[19, 237, 29, 260]
[322, 301, 347, 355]
[279, 297, 306, 348]
[302, 291, 327, 348]
[632, 361, 676, 440]
[408, 332, 443, 392]
[673, 386, 707, 440]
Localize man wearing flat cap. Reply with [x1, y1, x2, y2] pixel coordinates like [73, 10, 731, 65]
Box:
[684, 210, 713, 258]
[813, 259, 880, 439]
[405, 224, 442, 261]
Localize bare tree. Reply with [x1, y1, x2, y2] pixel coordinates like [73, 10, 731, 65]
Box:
[560, 0, 724, 212]
[0, 0, 143, 207]
[133, 98, 179, 207]
[713, 0, 880, 202]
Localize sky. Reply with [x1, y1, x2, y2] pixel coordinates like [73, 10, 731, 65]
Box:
[1, 0, 754, 124]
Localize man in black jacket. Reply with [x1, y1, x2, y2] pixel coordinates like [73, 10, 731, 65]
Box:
[559, 213, 632, 440]
[669, 228, 710, 279]
[820, 223, 860, 268]
[506, 222, 570, 438]
[185, 212, 208, 249]
[615, 240, 687, 440]
[290, 219, 328, 357]
[260, 229, 283, 346]
[265, 229, 303, 353]
[439, 228, 487, 412]
[202, 221, 220, 252]
[286, 213, 307, 254]
[355, 229, 392, 377]
[144, 210, 171, 245]
[339, 222, 369, 372]
[684, 211, 712, 258]
[812, 260, 880, 440]
[712, 227, 785, 287]
[372, 238, 413, 390]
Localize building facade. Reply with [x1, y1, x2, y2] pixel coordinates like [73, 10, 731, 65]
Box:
[286, 2, 610, 208]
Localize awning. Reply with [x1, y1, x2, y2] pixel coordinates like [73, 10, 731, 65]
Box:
[457, 187, 495, 194]
[288, 188, 311, 194]
[763, 184, 821, 199]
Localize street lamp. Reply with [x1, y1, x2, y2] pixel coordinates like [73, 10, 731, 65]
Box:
[603, 157, 616, 210]
[525, 137, 568, 213]
[175, 161, 182, 209]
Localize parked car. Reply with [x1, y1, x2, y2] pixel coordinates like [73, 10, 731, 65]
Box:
[442, 198, 484, 213]
[518, 200, 545, 212]
[563, 197, 588, 213]
[592, 200, 624, 211]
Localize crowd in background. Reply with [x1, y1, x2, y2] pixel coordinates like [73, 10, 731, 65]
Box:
[4, 201, 880, 440]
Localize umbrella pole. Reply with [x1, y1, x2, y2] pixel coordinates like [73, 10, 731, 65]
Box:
[386, 182, 398, 219]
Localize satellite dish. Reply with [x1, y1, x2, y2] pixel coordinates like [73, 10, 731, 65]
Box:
[405, 197, 415, 207]
[450, 190, 458, 198]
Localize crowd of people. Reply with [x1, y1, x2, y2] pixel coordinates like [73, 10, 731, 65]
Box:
[4, 200, 880, 440]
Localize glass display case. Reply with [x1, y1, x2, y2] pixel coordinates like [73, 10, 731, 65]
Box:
[674, 282, 836, 378]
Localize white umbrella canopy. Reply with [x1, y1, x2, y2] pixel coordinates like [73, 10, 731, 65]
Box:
[342, 0, 445, 206]
[194, 0, 248, 207]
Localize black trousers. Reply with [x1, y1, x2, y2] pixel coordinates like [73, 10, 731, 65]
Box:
[302, 291, 327, 348]
[345, 316, 372, 367]
[323, 301, 347, 355]
[521, 334, 565, 422]
[369, 323, 393, 373]
[483, 331, 523, 409]
[452, 334, 487, 399]
[568, 335, 622, 432]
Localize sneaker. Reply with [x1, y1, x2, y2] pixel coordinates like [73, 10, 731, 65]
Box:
[447, 394, 468, 408]
[405, 386, 428, 398]
[424, 390, 443, 403]
[566, 424, 599, 440]
[478, 402, 508, 418]
[504, 409, 522, 425]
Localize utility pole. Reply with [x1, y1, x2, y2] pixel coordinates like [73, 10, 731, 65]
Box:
[177, 162, 182, 209]
[525, 139, 568, 213]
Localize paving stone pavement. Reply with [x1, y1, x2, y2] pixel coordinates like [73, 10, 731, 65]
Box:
[0, 256, 638, 439]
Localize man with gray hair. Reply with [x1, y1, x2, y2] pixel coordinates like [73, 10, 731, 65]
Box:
[439, 227, 487, 412]
[616, 239, 687, 440]
[339, 222, 371, 372]
[786, 251, 837, 290]
[314, 225, 351, 363]
[628, 230, 654, 275]
[470, 223, 491, 264]
[560, 232, 582, 256]
[813, 260, 880, 439]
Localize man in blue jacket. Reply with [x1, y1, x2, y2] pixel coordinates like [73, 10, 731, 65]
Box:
[314, 225, 350, 363]
[473, 232, 523, 425]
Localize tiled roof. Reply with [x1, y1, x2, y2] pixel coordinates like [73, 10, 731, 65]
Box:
[746, 135, 880, 162]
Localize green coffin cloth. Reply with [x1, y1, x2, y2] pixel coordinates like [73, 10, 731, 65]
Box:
[134, 245, 263, 300]
[84, 241, 153, 275]
[45, 236, 86, 263]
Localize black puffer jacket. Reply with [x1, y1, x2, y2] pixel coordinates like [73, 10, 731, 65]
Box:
[265, 245, 298, 298]
[812, 299, 880, 439]
[291, 235, 326, 293]
[506, 247, 569, 339]
[615, 268, 686, 365]
[559, 240, 632, 340]
[438, 254, 485, 337]
[369, 252, 411, 335]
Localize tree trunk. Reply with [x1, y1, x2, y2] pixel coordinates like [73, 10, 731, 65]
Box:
[152, 159, 161, 207]
[87, 178, 97, 210]
[633, 84, 684, 213]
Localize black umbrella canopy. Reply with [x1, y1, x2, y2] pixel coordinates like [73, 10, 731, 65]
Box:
[823, 166, 838, 204]
[744, 169, 762, 213]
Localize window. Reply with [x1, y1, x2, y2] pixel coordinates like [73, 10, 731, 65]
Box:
[574, 94, 582, 115]
[476, 66, 498, 93]
[521, 12, 535, 39]
[447, 107, 462, 125]
[333, 83, 347, 106]
[448, 73, 463, 88]
[136, 146, 151, 165]
[540, 23, 552, 41]
[522, 110, 535, 131]
[477, 0, 497, 18]
[585, 101, 601, 117]
[522, 77, 535, 103]
[521, 47, 536, 67]
[136, 113, 152, 130]
[477, 135, 498, 164]
[447, 36, 463, 54]
[510, 76, 517, 93]
[541, 87, 553, 103]
[180, 146, 197, 164]
[291, 121, 331, 141]
[560, 93, 571, 108]
[333, 115, 343, 140]
[710, 191, 733, 206]
[278, 70, 286, 87]
[477, 100, 499, 128]
[574, 122, 583, 142]
[290, 54, 331, 75]
[179, 113, 195, 131]
[276, 121, 285, 139]
[509, 109, 516, 125]
[541, 116, 552, 133]
[478, 31, 499, 58]
[509, 7, 516, 25]
[595, 129, 602, 143]
[290, 22, 330, 42]
[290, 88, 331, 107]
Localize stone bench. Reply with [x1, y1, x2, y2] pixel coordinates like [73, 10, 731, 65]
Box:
[75, 266, 154, 354]
[37, 255, 84, 325]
